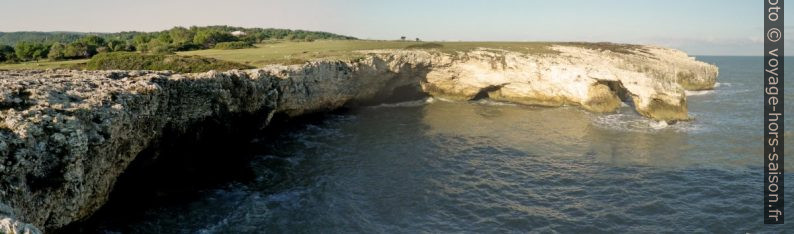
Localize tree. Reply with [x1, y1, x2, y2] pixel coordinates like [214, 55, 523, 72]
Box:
[48, 43, 67, 60]
[106, 39, 130, 52]
[132, 34, 150, 51]
[79, 35, 106, 47]
[193, 29, 236, 48]
[77, 35, 105, 56]
[78, 35, 106, 55]
[401, 36, 406, 41]
[145, 39, 172, 53]
[0, 45, 15, 62]
[64, 42, 91, 58]
[14, 42, 33, 60]
[155, 33, 172, 44]
[168, 27, 195, 45]
[31, 46, 48, 60]
[15, 42, 49, 61]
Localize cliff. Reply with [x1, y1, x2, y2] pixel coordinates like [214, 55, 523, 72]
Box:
[0, 45, 717, 233]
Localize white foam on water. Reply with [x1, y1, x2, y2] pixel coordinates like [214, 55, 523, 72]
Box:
[714, 82, 731, 88]
[591, 112, 704, 133]
[685, 90, 715, 96]
[650, 120, 669, 129]
[472, 99, 517, 106]
[368, 98, 432, 108]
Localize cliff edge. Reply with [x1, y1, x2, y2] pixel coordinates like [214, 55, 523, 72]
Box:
[0, 45, 717, 232]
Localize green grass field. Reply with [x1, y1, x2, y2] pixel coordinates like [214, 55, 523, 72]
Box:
[0, 40, 639, 70]
[178, 40, 554, 67]
[178, 40, 562, 67]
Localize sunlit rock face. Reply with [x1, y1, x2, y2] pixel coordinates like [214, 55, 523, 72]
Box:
[0, 45, 716, 232]
[369, 46, 717, 121]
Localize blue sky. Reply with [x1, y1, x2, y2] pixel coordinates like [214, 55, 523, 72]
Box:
[0, 0, 785, 55]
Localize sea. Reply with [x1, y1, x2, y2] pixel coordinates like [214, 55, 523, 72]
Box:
[96, 56, 793, 233]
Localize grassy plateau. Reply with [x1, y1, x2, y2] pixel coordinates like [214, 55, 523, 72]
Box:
[177, 40, 561, 67]
[0, 40, 640, 71]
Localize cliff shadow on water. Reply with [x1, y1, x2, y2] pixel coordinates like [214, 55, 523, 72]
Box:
[55, 87, 431, 234]
[55, 109, 326, 233]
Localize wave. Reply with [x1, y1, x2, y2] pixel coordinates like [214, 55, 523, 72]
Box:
[591, 112, 702, 133]
[714, 82, 731, 88]
[471, 99, 517, 106]
[368, 98, 434, 108]
[650, 120, 669, 129]
[681, 82, 730, 97]
[685, 90, 715, 96]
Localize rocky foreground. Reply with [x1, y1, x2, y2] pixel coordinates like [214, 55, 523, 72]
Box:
[0, 45, 716, 233]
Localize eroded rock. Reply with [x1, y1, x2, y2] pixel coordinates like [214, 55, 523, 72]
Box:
[0, 45, 717, 232]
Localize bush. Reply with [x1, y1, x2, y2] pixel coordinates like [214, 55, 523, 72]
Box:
[405, 43, 443, 49]
[48, 43, 67, 60]
[64, 42, 95, 59]
[15, 42, 49, 61]
[193, 29, 236, 48]
[145, 39, 175, 53]
[213, 41, 254, 50]
[0, 45, 16, 62]
[172, 42, 203, 51]
[83, 52, 254, 73]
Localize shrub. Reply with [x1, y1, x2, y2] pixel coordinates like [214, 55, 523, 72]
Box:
[48, 43, 67, 60]
[15, 41, 49, 61]
[172, 42, 203, 51]
[213, 41, 254, 50]
[145, 39, 175, 53]
[64, 42, 95, 58]
[563, 42, 643, 55]
[0, 45, 16, 62]
[168, 27, 195, 45]
[193, 29, 236, 48]
[83, 52, 254, 73]
[405, 43, 443, 50]
[107, 39, 132, 52]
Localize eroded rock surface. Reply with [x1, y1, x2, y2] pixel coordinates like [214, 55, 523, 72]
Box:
[0, 45, 716, 232]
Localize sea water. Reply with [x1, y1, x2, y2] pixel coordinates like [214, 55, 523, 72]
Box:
[103, 56, 793, 233]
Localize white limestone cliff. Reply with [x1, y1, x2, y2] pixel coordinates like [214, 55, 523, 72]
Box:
[0, 45, 717, 232]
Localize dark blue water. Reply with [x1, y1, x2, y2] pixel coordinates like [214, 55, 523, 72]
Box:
[113, 56, 792, 233]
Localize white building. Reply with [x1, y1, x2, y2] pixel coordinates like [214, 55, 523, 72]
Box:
[231, 31, 247, 36]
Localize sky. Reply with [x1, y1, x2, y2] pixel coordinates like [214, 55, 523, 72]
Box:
[0, 0, 787, 55]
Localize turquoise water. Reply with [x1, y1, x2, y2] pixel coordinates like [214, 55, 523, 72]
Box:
[108, 56, 792, 233]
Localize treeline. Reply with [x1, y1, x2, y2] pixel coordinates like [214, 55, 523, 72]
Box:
[0, 26, 356, 63]
[0, 32, 85, 45]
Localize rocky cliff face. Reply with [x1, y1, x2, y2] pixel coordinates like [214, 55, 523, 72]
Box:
[0, 45, 716, 232]
[390, 46, 717, 121]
